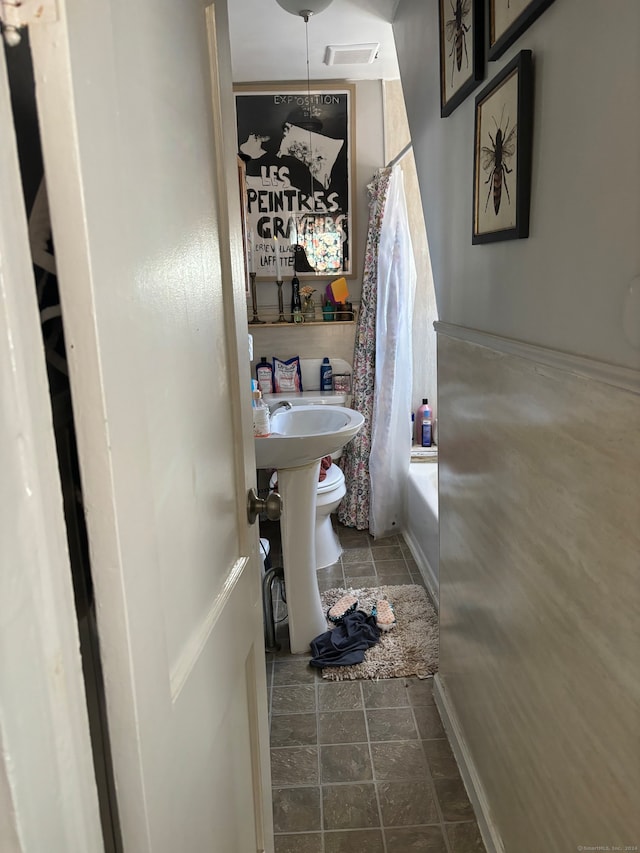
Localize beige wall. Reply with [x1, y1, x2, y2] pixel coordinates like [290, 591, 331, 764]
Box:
[437, 330, 640, 851]
[393, 0, 640, 847]
[383, 80, 438, 423]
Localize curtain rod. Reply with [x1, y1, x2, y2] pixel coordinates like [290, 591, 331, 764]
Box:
[385, 141, 412, 170]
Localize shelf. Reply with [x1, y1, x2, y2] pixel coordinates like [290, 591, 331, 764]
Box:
[248, 318, 356, 327]
[247, 303, 358, 328]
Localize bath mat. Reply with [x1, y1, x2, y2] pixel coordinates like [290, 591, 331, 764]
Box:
[319, 584, 438, 681]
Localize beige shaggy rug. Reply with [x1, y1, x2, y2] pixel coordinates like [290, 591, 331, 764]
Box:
[319, 584, 438, 681]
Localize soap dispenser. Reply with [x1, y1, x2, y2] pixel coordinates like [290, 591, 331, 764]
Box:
[252, 389, 271, 438]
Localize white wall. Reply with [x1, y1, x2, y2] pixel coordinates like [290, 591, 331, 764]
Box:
[247, 79, 385, 370]
[394, 0, 640, 370]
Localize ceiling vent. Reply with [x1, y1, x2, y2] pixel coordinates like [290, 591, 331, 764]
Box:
[324, 43, 380, 66]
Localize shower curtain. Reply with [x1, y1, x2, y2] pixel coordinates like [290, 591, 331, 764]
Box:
[338, 165, 416, 536]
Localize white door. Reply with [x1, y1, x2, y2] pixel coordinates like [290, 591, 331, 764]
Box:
[0, 47, 104, 853]
[29, 1, 273, 851]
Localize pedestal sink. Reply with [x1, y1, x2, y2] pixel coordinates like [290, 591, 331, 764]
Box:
[255, 405, 364, 653]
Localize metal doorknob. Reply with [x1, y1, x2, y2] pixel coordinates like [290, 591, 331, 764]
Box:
[247, 487, 282, 525]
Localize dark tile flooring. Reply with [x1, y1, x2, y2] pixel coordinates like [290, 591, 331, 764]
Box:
[261, 520, 487, 853]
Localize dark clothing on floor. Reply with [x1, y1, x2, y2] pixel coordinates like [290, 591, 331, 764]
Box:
[309, 610, 380, 668]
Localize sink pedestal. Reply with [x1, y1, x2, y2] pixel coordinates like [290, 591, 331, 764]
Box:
[278, 460, 327, 654]
[254, 405, 364, 653]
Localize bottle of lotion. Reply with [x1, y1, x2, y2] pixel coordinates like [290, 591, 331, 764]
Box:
[252, 390, 271, 437]
[416, 398, 432, 447]
[256, 356, 274, 395]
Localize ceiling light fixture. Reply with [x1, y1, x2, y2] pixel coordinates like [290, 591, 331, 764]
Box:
[274, 0, 334, 21]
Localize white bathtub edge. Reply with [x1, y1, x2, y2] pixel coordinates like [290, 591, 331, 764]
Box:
[402, 529, 439, 612]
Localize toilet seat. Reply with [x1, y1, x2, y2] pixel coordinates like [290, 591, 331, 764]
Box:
[317, 463, 344, 494]
[270, 462, 344, 495]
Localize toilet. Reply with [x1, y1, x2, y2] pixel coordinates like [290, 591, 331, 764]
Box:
[263, 357, 352, 570]
[314, 460, 346, 568]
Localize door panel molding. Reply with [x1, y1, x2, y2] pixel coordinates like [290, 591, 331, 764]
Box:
[170, 556, 251, 700]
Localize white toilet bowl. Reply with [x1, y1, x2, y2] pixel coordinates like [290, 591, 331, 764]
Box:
[315, 463, 346, 569]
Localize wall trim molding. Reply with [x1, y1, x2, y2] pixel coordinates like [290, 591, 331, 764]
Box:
[434, 676, 505, 853]
[434, 322, 640, 397]
[402, 530, 439, 611]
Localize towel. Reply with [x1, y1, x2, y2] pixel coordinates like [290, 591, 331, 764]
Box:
[309, 610, 381, 668]
[318, 456, 332, 482]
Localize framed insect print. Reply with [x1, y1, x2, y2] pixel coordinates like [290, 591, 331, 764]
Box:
[487, 0, 556, 61]
[439, 0, 484, 118]
[472, 50, 533, 244]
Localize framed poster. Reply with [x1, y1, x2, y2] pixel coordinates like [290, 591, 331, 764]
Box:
[487, 0, 556, 61]
[439, 0, 484, 118]
[472, 50, 534, 244]
[234, 82, 355, 280]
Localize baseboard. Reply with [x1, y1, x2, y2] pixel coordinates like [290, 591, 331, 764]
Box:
[402, 530, 439, 611]
[433, 675, 505, 853]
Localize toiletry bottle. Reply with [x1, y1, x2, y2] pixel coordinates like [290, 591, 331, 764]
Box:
[320, 357, 333, 392]
[411, 412, 415, 444]
[256, 356, 274, 395]
[416, 397, 432, 447]
[252, 390, 271, 437]
[416, 398, 432, 447]
[291, 275, 303, 324]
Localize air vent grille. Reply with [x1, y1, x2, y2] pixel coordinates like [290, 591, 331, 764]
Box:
[324, 43, 380, 66]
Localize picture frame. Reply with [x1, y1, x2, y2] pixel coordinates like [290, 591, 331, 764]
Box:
[439, 0, 484, 118]
[234, 82, 355, 280]
[472, 50, 534, 244]
[236, 156, 250, 296]
[487, 0, 556, 61]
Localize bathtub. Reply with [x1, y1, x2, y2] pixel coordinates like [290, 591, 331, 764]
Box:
[403, 461, 439, 609]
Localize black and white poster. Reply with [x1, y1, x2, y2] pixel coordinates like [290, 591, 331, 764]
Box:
[235, 83, 354, 280]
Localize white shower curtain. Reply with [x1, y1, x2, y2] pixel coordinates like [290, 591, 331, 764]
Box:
[368, 165, 416, 539]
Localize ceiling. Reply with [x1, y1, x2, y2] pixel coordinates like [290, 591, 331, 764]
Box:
[228, 0, 400, 83]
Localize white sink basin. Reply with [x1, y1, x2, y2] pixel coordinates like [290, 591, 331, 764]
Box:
[255, 405, 364, 469]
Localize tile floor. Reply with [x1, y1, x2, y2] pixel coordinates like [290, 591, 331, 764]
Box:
[261, 520, 487, 853]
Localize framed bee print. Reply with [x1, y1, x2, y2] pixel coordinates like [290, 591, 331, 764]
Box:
[487, 0, 556, 61]
[439, 0, 484, 118]
[472, 50, 533, 244]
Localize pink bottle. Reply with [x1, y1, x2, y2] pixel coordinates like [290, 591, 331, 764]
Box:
[415, 398, 432, 447]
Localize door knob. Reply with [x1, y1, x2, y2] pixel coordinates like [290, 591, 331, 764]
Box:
[247, 487, 282, 525]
